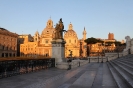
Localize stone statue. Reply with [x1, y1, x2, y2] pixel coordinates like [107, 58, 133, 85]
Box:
[53, 18, 66, 40]
[123, 36, 131, 52]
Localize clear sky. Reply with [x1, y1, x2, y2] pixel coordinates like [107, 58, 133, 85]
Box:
[0, 0, 133, 41]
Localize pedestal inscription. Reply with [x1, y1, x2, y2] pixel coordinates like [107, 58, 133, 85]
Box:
[51, 39, 66, 63]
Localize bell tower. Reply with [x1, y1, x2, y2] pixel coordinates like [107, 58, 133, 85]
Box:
[82, 27, 87, 57]
[46, 18, 53, 28]
[83, 27, 87, 40]
[34, 31, 40, 42]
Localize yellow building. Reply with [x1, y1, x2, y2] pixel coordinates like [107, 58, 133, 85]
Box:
[89, 39, 116, 56]
[19, 19, 87, 58]
[0, 28, 18, 57]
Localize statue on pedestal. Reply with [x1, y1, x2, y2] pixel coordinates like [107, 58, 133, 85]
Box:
[51, 18, 69, 69]
[53, 18, 67, 40]
[124, 36, 131, 51]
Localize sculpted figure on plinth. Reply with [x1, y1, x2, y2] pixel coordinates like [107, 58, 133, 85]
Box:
[124, 36, 131, 51]
[53, 18, 66, 40]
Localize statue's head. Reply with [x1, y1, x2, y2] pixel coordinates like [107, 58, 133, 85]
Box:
[60, 18, 62, 21]
[59, 18, 63, 23]
[125, 36, 131, 41]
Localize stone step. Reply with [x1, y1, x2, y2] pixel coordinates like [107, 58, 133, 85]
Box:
[114, 59, 133, 66]
[109, 61, 133, 88]
[114, 57, 133, 60]
[115, 57, 133, 60]
[112, 61, 133, 77]
[107, 62, 129, 88]
[113, 60, 133, 71]
[120, 59, 133, 62]
[91, 63, 117, 88]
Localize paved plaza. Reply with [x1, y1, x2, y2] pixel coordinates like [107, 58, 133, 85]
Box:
[0, 62, 117, 88]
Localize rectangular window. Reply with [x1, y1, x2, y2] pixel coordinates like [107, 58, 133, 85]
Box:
[45, 40, 49, 43]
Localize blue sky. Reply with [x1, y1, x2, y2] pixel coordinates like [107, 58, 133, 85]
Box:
[0, 0, 133, 41]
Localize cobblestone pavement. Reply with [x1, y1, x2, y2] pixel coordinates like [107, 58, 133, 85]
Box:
[0, 62, 117, 88]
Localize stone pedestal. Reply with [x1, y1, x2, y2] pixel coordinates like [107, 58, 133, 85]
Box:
[51, 39, 69, 69]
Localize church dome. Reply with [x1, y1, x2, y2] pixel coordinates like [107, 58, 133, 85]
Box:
[41, 19, 55, 36]
[64, 23, 78, 39]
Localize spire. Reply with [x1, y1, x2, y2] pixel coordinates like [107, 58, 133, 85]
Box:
[50, 16, 51, 19]
[35, 29, 39, 35]
[83, 27, 87, 34]
[83, 27, 87, 40]
[68, 22, 73, 30]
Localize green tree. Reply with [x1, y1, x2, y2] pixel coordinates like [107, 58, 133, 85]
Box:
[84, 37, 103, 56]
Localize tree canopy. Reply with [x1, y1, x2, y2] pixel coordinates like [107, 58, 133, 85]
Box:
[84, 37, 103, 44]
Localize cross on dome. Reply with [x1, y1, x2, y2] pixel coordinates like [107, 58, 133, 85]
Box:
[68, 23, 73, 30]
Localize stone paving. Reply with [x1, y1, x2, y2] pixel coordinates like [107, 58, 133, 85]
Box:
[0, 62, 117, 88]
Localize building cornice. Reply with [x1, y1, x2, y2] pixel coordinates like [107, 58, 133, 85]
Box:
[0, 28, 18, 37]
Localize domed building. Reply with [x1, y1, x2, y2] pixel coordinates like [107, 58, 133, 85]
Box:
[20, 19, 55, 57]
[64, 23, 80, 57]
[19, 19, 87, 58]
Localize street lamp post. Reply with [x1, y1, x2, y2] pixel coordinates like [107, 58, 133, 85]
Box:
[67, 50, 72, 70]
[101, 40, 105, 63]
[116, 45, 119, 58]
[106, 56, 108, 62]
[98, 44, 101, 63]
[101, 52, 103, 63]
[117, 48, 119, 58]
[98, 50, 99, 63]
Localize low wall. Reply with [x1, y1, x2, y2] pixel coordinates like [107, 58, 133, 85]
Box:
[71, 60, 89, 68]
[56, 59, 89, 70]
[105, 52, 123, 59]
[87, 57, 108, 62]
[123, 51, 128, 56]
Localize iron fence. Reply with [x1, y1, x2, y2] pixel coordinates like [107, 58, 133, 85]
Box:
[0, 58, 55, 79]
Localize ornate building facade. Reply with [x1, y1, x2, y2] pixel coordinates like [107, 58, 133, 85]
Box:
[0, 28, 18, 57]
[89, 39, 116, 56]
[19, 19, 87, 58]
